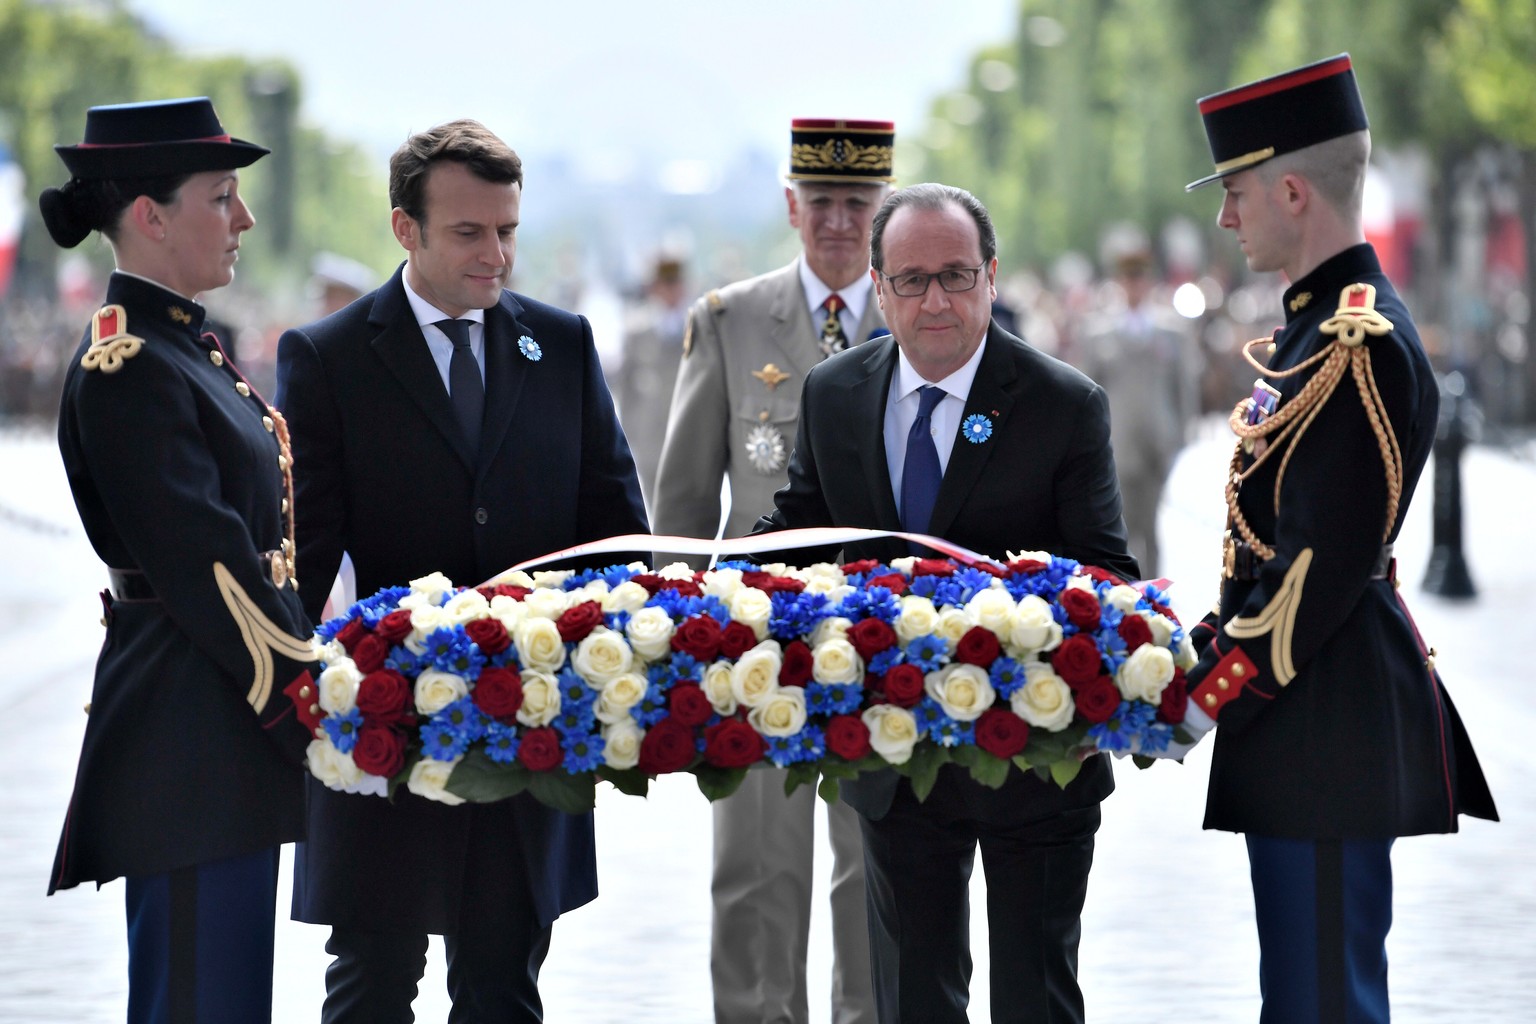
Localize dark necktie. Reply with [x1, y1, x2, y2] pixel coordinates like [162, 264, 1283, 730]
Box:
[901, 385, 945, 543]
[437, 318, 484, 445]
[819, 293, 848, 358]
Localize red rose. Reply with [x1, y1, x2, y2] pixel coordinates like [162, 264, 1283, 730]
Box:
[975, 561, 1009, 578]
[882, 664, 925, 707]
[703, 718, 765, 768]
[374, 609, 415, 645]
[841, 559, 881, 576]
[638, 719, 697, 775]
[351, 633, 391, 675]
[663, 579, 703, 598]
[356, 669, 412, 723]
[465, 618, 512, 656]
[629, 574, 665, 596]
[518, 727, 563, 772]
[1117, 614, 1153, 653]
[719, 621, 759, 659]
[1084, 564, 1128, 588]
[742, 571, 805, 594]
[1074, 676, 1121, 724]
[975, 707, 1030, 758]
[846, 618, 897, 660]
[866, 573, 908, 595]
[351, 724, 407, 777]
[472, 667, 524, 719]
[1060, 588, 1102, 630]
[672, 615, 723, 662]
[1158, 667, 1189, 724]
[912, 558, 956, 577]
[780, 640, 813, 687]
[1006, 558, 1047, 574]
[490, 584, 530, 601]
[1051, 634, 1105, 688]
[334, 618, 368, 653]
[556, 601, 605, 643]
[668, 683, 714, 727]
[825, 714, 872, 761]
[954, 626, 1001, 667]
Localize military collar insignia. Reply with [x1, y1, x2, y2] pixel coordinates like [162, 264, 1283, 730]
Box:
[1320, 283, 1394, 347]
[81, 304, 144, 374]
[167, 305, 193, 324]
[518, 334, 542, 361]
[1287, 291, 1312, 313]
[961, 413, 994, 444]
[752, 362, 792, 390]
[744, 421, 787, 474]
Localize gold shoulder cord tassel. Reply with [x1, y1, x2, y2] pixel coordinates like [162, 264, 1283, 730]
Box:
[1223, 284, 1405, 567]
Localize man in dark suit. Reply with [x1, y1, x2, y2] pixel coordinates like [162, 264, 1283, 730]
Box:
[275, 119, 647, 1023]
[757, 182, 1138, 1023]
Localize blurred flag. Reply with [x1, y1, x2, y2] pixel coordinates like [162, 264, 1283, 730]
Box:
[0, 142, 24, 299]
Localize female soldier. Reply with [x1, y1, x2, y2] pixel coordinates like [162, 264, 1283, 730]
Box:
[40, 97, 318, 1024]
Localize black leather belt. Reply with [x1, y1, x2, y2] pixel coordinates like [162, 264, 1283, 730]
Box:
[1224, 535, 1393, 582]
[108, 568, 158, 602]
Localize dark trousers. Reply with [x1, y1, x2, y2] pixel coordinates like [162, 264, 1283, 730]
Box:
[1247, 835, 1394, 1024]
[858, 773, 1099, 1024]
[124, 847, 280, 1024]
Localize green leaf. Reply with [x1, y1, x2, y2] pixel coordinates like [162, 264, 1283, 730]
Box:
[905, 745, 948, 803]
[785, 763, 821, 796]
[1132, 754, 1157, 771]
[693, 764, 749, 802]
[1048, 757, 1083, 789]
[597, 766, 650, 798]
[445, 751, 531, 804]
[968, 749, 1013, 790]
[526, 771, 597, 814]
[818, 775, 843, 804]
[949, 744, 980, 768]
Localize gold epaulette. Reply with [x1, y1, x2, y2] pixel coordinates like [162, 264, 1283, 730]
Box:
[80, 304, 144, 373]
[1320, 283, 1394, 347]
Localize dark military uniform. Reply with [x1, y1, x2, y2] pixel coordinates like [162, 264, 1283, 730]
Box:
[52, 272, 315, 893]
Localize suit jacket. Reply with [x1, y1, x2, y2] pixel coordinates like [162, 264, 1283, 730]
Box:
[652, 261, 885, 562]
[274, 265, 648, 932]
[52, 273, 314, 893]
[755, 324, 1139, 819]
[1184, 244, 1497, 838]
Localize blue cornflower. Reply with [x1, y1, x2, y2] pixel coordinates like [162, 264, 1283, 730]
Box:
[322, 708, 364, 754]
[647, 588, 690, 622]
[928, 716, 975, 748]
[961, 413, 993, 444]
[989, 656, 1026, 697]
[684, 595, 732, 626]
[420, 720, 472, 761]
[349, 585, 411, 625]
[1088, 700, 1158, 755]
[435, 697, 489, 743]
[1137, 721, 1174, 755]
[559, 667, 598, 707]
[553, 700, 598, 737]
[905, 634, 949, 672]
[953, 567, 994, 602]
[604, 609, 633, 634]
[601, 563, 640, 587]
[770, 591, 831, 640]
[423, 627, 486, 677]
[867, 647, 904, 676]
[837, 586, 901, 624]
[765, 725, 826, 767]
[518, 334, 542, 361]
[314, 615, 352, 642]
[1095, 626, 1129, 674]
[923, 576, 967, 608]
[667, 652, 704, 684]
[561, 731, 605, 773]
[632, 676, 671, 727]
[913, 697, 947, 731]
[385, 646, 428, 676]
[483, 722, 521, 764]
[805, 682, 863, 716]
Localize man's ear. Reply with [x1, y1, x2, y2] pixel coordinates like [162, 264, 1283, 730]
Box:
[1278, 172, 1309, 215]
[391, 207, 419, 252]
[785, 185, 801, 230]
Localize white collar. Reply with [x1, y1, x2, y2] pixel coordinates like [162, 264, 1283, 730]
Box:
[891, 333, 988, 404]
[797, 256, 872, 327]
[402, 271, 489, 330]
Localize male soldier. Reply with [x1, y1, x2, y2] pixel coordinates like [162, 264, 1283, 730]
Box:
[652, 118, 894, 1024]
[1164, 54, 1498, 1022]
[613, 252, 690, 507]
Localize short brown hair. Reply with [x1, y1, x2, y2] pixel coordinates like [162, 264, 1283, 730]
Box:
[389, 119, 522, 226]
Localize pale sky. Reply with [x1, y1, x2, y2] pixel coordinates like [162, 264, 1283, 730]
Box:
[127, 0, 1021, 171]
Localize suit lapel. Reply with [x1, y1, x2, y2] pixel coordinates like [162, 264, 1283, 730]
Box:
[766, 265, 824, 380]
[850, 338, 902, 528]
[478, 295, 532, 482]
[367, 272, 477, 470]
[929, 325, 1019, 538]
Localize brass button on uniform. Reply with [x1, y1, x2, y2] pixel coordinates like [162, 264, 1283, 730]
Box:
[209, 350, 224, 367]
[278, 454, 289, 470]
[262, 416, 275, 433]
[235, 381, 251, 397]
[474, 507, 489, 525]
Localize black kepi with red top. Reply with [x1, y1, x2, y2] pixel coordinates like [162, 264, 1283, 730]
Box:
[1186, 53, 1368, 191]
[54, 96, 269, 180]
[785, 118, 897, 184]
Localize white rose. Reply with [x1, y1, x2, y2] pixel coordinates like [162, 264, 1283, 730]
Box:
[625, 607, 675, 661]
[731, 640, 783, 708]
[798, 562, 847, 591]
[523, 586, 572, 620]
[483, 569, 535, 589]
[862, 704, 919, 765]
[894, 595, 939, 645]
[573, 627, 634, 685]
[1009, 595, 1064, 655]
[407, 756, 466, 806]
[601, 719, 644, 770]
[755, 561, 790, 577]
[602, 580, 652, 614]
[414, 668, 468, 716]
[317, 660, 361, 714]
[811, 616, 852, 647]
[657, 561, 696, 581]
[889, 556, 918, 575]
[935, 607, 971, 647]
[516, 669, 561, 727]
[703, 660, 738, 716]
[1104, 584, 1143, 614]
[487, 594, 529, 632]
[404, 604, 453, 653]
[594, 671, 650, 724]
[924, 663, 996, 721]
[515, 617, 567, 672]
[442, 588, 490, 623]
[1148, 612, 1178, 649]
[306, 739, 364, 790]
[1011, 663, 1076, 732]
[408, 571, 456, 604]
[729, 587, 775, 641]
[1064, 575, 1096, 595]
[749, 687, 807, 738]
[965, 588, 1016, 636]
[1116, 643, 1175, 704]
[1175, 632, 1197, 671]
[317, 638, 347, 664]
[530, 569, 574, 590]
[1006, 549, 1052, 564]
[811, 637, 863, 685]
[702, 567, 745, 601]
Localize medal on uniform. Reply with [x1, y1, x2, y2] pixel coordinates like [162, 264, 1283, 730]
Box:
[745, 421, 787, 474]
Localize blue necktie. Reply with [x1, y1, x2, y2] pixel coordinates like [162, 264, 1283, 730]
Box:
[437, 318, 484, 445]
[901, 386, 945, 545]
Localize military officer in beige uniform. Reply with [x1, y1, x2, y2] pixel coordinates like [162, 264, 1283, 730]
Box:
[652, 118, 893, 1024]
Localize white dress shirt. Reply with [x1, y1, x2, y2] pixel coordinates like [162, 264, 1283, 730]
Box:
[402, 273, 487, 391]
[883, 337, 989, 502]
[798, 257, 872, 342]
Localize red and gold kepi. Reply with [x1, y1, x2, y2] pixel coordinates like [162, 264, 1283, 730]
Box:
[786, 118, 896, 184]
[1186, 54, 1368, 191]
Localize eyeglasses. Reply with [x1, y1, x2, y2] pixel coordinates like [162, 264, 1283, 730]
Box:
[879, 264, 987, 298]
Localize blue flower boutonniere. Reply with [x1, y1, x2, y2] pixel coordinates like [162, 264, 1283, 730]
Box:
[961, 413, 993, 444]
[518, 335, 542, 361]
[866, 327, 891, 342]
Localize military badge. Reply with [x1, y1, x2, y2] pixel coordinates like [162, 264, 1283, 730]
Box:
[752, 363, 791, 391]
[744, 422, 787, 474]
[518, 334, 542, 361]
[81, 304, 144, 374]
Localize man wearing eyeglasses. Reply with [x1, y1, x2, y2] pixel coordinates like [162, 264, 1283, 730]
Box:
[756, 182, 1137, 1023]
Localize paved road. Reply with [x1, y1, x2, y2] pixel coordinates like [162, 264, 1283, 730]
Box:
[1, 420, 1529, 1022]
